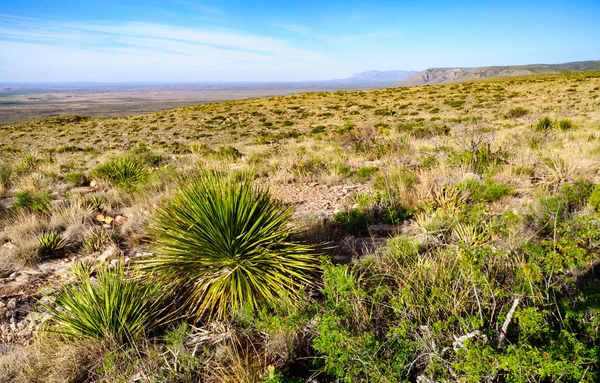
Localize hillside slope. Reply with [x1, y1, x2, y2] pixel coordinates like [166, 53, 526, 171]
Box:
[2, 71, 600, 382]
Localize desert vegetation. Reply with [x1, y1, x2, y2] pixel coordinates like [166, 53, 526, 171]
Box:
[1, 71, 600, 382]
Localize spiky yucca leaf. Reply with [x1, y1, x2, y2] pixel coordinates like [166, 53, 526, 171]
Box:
[37, 231, 67, 256]
[44, 262, 166, 346]
[142, 172, 318, 320]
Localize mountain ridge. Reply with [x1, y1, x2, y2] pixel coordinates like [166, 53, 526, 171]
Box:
[402, 60, 600, 86]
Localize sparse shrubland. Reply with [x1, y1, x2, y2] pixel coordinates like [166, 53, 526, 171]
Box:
[2, 71, 600, 382]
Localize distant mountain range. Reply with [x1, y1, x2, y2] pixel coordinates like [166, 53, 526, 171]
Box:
[335, 70, 419, 83]
[401, 60, 600, 86]
[332, 61, 600, 87]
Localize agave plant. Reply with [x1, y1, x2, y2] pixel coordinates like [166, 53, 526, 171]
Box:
[44, 261, 166, 346]
[142, 171, 318, 320]
[37, 231, 67, 256]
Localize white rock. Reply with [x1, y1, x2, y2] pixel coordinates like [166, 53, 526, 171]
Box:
[6, 298, 16, 310]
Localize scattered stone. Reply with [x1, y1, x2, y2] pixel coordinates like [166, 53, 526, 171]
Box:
[369, 224, 398, 236]
[97, 246, 119, 263]
[71, 185, 99, 194]
[115, 215, 127, 224]
[16, 329, 32, 338]
[6, 298, 16, 310]
[0, 197, 16, 209]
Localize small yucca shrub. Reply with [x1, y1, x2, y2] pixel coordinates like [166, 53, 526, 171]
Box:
[535, 116, 554, 131]
[44, 262, 166, 346]
[92, 155, 149, 190]
[37, 231, 67, 257]
[143, 171, 318, 320]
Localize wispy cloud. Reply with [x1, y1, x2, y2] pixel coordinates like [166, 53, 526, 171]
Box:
[0, 15, 343, 82]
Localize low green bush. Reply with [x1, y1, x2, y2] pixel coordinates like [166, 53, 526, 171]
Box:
[506, 106, 530, 118]
[456, 179, 513, 202]
[589, 183, 600, 211]
[14, 189, 51, 212]
[356, 166, 378, 181]
[63, 172, 88, 186]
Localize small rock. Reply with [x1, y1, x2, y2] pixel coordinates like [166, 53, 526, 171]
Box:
[333, 204, 347, 215]
[115, 215, 127, 224]
[90, 180, 98, 187]
[369, 224, 397, 235]
[51, 199, 69, 207]
[16, 329, 32, 338]
[0, 198, 16, 209]
[71, 186, 99, 194]
[97, 246, 118, 263]
[6, 298, 17, 310]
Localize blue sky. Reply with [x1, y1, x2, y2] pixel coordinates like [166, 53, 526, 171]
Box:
[1, 0, 599, 82]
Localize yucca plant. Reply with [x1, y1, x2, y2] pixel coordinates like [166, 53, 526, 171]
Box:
[142, 171, 318, 320]
[44, 261, 166, 346]
[92, 155, 149, 190]
[37, 231, 67, 257]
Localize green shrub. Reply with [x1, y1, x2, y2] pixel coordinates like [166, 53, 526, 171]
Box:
[444, 99, 466, 108]
[292, 157, 326, 180]
[310, 125, 326, 134]
[535, 116, 554, 131]
[588, 183, 600, 211]
[44, 262, 166, 346]
[20, 154, 42, 170]
[82, 227, 114, 253]
[333, 208, 371, 236]
[560, 179, 594, 211]
[143, 172, 318, 320]
[334, 163, 352, 178]
[63, 172, 88, 186]
[14, 190, 51, 212]
[452, 147, 507, 174]
[132, 144, 166, 166]
[37, 232, 67, 257]
[315, 222, 600, 382]
[535, 196, 568, 235]
[92, 155, 149, 190]
[557, 118, 576, 130]
[506, 106, 530, 118]
[356, 166, 378, 181]
[218, 145, 243, 159]
[0, 164, 11, 187]
[456, 179, 513, 202]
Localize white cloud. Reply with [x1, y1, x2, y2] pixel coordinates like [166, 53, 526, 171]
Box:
[0, 15, 345, 82]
